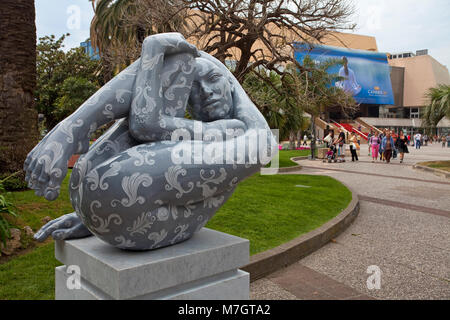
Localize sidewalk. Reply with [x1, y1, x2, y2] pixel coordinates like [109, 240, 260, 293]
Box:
[251, 144, 450, 300]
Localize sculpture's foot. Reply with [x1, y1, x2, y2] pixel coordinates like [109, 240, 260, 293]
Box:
[34, 212, 92, 242]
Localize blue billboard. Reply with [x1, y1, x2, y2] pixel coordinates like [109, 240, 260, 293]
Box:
[294, 43, 394, 105]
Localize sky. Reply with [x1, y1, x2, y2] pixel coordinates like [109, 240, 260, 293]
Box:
[35, 0, 450, 68]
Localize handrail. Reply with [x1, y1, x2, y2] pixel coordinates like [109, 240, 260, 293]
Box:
[355, 118, 382, 134]
[330, 120, 349, 133]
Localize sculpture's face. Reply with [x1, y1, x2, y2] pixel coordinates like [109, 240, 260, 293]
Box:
[189, 58, 234, 121]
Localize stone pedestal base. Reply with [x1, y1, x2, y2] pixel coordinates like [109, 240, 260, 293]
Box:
[318, 148, 328, 159]
[55, 228, 250, 300]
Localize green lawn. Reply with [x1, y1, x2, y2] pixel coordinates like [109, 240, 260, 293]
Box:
[0, 172, 351, 300]
[207, 174, 351, 255]
[420, 161, 450, 172]
[4, 171, 74, 231]
[273, 149, 312, 168]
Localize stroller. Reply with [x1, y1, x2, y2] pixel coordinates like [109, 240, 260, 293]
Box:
[323, 145, 338, 163]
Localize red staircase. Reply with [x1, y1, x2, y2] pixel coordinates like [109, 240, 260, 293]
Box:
[340, 123, 369, 141]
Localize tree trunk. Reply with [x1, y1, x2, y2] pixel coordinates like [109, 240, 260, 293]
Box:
[289, 131, 296, 150]
[0, 0, 38, 175]
[296, 130, 302, 149]
[310, 117, 316, 160]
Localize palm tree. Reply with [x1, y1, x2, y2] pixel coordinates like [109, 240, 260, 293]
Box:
[423, 84, 450, 134]
[90, 0, 187, 55]
[90, 0, 187, 77]
[0, 0, 38, 177]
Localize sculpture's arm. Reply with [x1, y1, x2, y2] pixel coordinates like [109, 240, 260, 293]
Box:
[131, 112, 247, 142]
[24, 59, 140, 201]
[128, 33, 246, 142]
[128, 33, 201, 142]
[197, 51, 278, 166]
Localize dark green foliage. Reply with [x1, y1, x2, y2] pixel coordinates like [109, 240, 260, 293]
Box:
[0, 172, 28, 192]
[0, 175, 18, 246]
[35, 34, 101, 130]
[423, 84, 450, 134]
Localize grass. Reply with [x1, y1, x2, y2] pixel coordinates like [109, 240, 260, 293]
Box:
[272, 149, 312, 168]
[0, 243, 59, 300]
[0, 172, 351, 300]
[4, 170, 74, 231]
[419, 161, 450, 172]
[207, 174, 351, 255]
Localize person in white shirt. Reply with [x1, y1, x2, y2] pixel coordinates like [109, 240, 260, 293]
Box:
[414, 133, 422, 149]
[335, 57, 362, 96]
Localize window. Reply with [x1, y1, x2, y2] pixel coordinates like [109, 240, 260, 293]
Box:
[410, 108, 420, 119]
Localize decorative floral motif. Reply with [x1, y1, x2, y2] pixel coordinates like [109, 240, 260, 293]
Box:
[86, 162, 121, 191]
[142, 53, 164, 71]
[37, 141, 65, 179]
[127, 212, 156, 236]
[111, 173, 153, 208]
[196, 168, 227, 199]
[170, 224, 190, 244]
[148, 229, 168, 248]
[115, 236, 136, 249]
[89, 201, 123, 234]
[165, 166, 194, 199]
[60, 119, 84, 143]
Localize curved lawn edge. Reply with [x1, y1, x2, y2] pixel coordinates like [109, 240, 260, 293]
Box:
[277, 156, 308, 173]
[413, 163, 450, 179]
[242, 182, 360, 282]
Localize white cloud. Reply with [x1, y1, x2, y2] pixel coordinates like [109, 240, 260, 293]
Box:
[34, 0, 450, 68]
[352, 0, 450, 68]
[36, 0, 94, 51]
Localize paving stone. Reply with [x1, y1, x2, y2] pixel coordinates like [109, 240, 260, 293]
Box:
[250, 144, 450, 300]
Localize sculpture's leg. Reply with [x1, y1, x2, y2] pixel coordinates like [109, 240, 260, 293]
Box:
[69, 118, 139, 220]
[34, 119, 139, 243]
[72, 139, 253, 250]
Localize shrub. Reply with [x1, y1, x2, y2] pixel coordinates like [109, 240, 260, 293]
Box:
[0, 174, 18, 246]
[0, 172, 28, 191]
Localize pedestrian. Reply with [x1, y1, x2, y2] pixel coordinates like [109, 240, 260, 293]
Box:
[367, 130, 374, 156]
[414, 132, 422, 149]
[379, 129, 386, 161]
[369, 132, 380, 163]
[395, 131, 409, 164]
[391, 130, 398, 159]
[381, 132, 395, 164]
[324, 131, 333, 148]
[447, 134, 450, 148]
[442, 135, 446, 148]
[334, 128, 346, 163]
[407, 134, 411, 146]
[303, 134, 308, 146]
[349, 132, 359, 162]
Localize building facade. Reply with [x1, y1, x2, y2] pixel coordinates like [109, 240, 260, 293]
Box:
[295, 34, 450, 136]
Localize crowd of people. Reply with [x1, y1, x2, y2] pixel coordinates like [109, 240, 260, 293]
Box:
[321, 128, 450, 165]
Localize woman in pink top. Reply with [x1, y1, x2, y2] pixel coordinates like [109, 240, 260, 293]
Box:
[370, 133, 380, 162]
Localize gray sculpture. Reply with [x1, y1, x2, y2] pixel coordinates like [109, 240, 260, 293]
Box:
[24, 33, 277, 251]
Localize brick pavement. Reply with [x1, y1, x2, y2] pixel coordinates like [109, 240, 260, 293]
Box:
[251, 144, 450, 300]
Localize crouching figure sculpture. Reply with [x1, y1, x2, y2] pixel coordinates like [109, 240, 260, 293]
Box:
[24, 33, 277, 251]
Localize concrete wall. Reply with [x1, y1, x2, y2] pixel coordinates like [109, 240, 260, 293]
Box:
[389, 55, 450, 108]
[390, 66, 405, 107]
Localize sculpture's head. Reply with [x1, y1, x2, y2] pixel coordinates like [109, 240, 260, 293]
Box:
[188, 58, 235, 122]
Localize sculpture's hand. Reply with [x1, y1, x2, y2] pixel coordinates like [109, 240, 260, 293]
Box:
[24, 123, 82, 201]
[143, 32, 200, 57]
[34, 213, 92, 242]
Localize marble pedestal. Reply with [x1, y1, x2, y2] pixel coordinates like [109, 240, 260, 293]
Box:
[54, 228, 250, 300]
